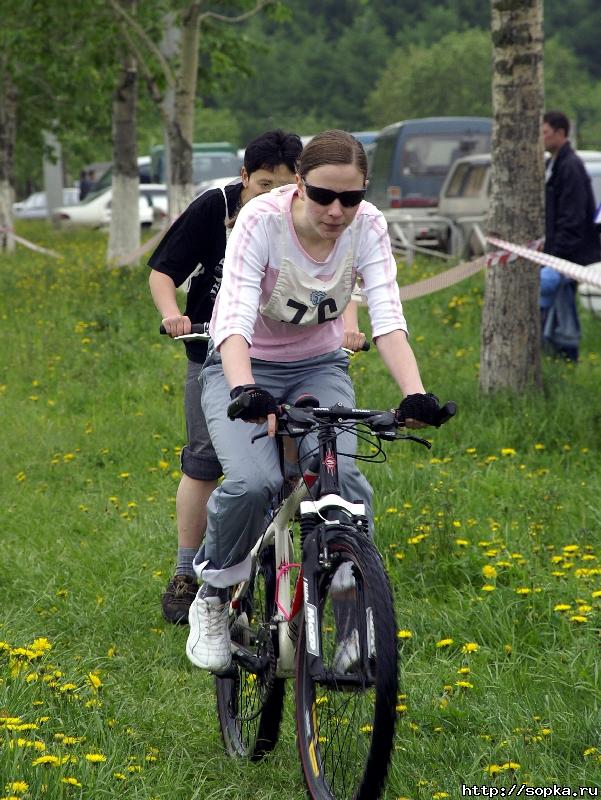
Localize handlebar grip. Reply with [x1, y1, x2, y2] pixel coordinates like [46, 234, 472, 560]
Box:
[436, 401, 457, 426]
[227, 391, 251, 420]
[159, 322, 210, 336]
[360, 340, 371, 352]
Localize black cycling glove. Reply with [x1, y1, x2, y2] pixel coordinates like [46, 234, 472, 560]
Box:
[396, 392, 441, 427]
[228, 384, 278, 421]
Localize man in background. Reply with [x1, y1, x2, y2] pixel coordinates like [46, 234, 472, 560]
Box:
[541, 110, 600, 361]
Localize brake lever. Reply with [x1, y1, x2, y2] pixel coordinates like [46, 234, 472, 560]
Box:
[396, 433, 432, 449]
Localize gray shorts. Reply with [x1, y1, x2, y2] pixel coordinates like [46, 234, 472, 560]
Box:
[181, 359, 222, 481]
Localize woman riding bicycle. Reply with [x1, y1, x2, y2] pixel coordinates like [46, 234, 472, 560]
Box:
[186, 129, 444, 673]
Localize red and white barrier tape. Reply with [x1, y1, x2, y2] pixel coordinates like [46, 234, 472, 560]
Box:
[487, 236, 601, 288]
[0, 226, 63, 259]
[485, 237, 543, 267]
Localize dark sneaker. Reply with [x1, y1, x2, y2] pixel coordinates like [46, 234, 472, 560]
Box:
[161, 574, 198, 625]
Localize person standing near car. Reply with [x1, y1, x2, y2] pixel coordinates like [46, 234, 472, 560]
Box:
[541, 110, 600, 361]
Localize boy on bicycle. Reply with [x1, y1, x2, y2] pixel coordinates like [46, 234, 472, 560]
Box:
[149, 130, 303, 624]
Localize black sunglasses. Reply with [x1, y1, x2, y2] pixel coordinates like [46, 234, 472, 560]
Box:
[303, 181, 366, 208]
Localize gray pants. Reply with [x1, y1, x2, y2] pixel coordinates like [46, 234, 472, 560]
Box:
[194, 350, 373, 587]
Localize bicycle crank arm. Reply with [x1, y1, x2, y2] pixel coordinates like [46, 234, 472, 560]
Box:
[229, 644, 272, 676]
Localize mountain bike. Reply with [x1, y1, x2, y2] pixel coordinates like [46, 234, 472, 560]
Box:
[214, 387, 456, 800]
[159, 323, 455, 798]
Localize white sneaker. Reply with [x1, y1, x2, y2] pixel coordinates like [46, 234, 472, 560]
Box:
[186, 591, 231, 672]
[332, 628, 361, 674]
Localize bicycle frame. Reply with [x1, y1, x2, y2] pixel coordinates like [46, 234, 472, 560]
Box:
[229, 421, 367, 679]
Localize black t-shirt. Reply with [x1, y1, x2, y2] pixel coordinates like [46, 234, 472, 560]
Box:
[148, 182, 243, 362]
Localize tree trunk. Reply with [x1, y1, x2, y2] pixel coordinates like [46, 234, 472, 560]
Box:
[480, 0, 545, 393]
[165, 4, 200, 216]
[108, 1, 140, 266]
[0, 70, 17, 253]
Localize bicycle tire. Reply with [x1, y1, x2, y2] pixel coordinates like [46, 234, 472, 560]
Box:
[215, 545, 285, 760]
[295, 528, 398, 800]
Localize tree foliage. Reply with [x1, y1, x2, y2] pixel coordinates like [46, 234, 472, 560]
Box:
[365, 29, 492, 128]
[365, 28, 601, 148]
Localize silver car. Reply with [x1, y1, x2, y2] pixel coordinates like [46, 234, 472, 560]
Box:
[438, 150, 601, 256]
[13, 188, 80, 219]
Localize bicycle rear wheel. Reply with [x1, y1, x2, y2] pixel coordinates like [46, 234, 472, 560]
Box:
[295, 529, 398, 800]
[215, 546, 285, 760]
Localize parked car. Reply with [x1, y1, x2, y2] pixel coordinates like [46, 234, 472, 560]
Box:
[13, 188, 80, 219]
[367, 117, 492, 211]
[52, 184, 167, 229]
[91, 156, 153, 195]
[438, 150, 601, 256]
[195, 175, 241, 195]
[150, 143, 242, 186]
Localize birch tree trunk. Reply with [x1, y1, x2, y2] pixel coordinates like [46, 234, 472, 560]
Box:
[108, 1, 140, 266]
[0, 69, 17, 253]
[166, 4, 199, 216]
[480, 0, 544, 393]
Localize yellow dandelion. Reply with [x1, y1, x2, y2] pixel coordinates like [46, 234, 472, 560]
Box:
[554, 603, 571, 612]
[569, 615, 588, 623]
[500, 761, 520, 771]
[397, 630, 413, 639]
[481, 584, 496, 592]
[455, 680, 474, 689]
[85, 753, 107, 763]
[436, 638, 454, 648]
[462, 642, 479, 654]
[396, 704, 408, 713]
[32, 754, 61, 766]
[113, 772, 127, 780]
[61, 777, 82, 787]
[433, 793, 449, 799]
[482, 564, 497, 580]
[501, 448, 516, 456]
[6, 783, 29, 794]
[88, 672, 102, 691]
[484, 764, 502, 775]
[515, 587, 531, 595]
[455, 539, 469, 547]
[583, 746, 598, 757]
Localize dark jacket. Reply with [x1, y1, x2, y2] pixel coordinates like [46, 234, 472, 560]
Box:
[545, 142, 600, 266]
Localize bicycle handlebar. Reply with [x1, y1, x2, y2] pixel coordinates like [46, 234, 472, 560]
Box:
[158, 324, 370, 351]
[159, 322, 210, 340]
[229, 396, 456, 439]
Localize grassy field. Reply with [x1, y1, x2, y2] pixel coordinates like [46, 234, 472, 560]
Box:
[1, 222, 601, 799]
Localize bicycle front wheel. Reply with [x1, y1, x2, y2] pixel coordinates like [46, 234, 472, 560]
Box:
[215, 546, 285, 760]
[295, 529, 398, 800]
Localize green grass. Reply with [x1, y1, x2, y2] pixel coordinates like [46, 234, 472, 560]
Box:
[2, 222, 601, 798]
